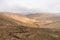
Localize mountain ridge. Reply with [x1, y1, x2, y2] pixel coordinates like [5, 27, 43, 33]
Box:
[0, 12, 41, 28]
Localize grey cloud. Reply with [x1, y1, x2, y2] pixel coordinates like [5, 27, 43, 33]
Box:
[0, 0, 60, 14]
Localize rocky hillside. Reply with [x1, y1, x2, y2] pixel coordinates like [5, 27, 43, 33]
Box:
[0, 12, 40, 27]
[0, 12, 60, 40]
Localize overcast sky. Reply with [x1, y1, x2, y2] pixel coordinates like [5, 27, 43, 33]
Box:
[0, 0, 60, 14]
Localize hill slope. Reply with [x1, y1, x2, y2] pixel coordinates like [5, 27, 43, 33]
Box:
[0, 12, 60, 40]
[0, 12, 40, 27]
[26, 13, 60, 24]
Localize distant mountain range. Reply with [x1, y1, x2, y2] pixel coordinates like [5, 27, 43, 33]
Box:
[26, 13, 60, 22]
[26, 13, 60, 21]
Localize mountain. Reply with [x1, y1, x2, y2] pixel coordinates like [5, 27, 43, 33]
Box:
[26, 13, 60, 24]
[0, 12, 60, 40]
[26, 13, 60, 29]
[26, 13, 60, 21]
[0, 12, 40, 28]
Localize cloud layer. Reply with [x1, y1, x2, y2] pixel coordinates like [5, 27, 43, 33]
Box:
[0, 0, 60, 14]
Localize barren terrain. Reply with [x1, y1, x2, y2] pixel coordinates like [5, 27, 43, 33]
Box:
[0, 12, 60, 40]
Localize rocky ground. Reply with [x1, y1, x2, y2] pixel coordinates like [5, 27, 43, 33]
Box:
[0, 12, 60, 40]
[0, 23, 60, 40]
